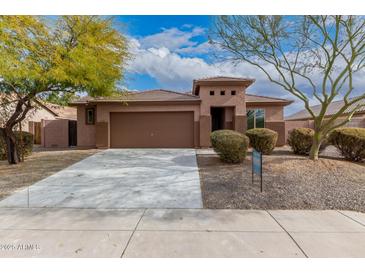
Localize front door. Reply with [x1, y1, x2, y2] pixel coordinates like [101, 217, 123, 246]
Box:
[211, 107, 224, 132]
[68, 120, 77, 147]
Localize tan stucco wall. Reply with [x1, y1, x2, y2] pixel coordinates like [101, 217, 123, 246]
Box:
[28, 108, 55, 123]
[266, 121, 286, 146]
[331, 113, 365, 128]
[199, 115, 211, 147]
[224, 107, 234, 129]
[41, 119, 69, 148]
[342, 115, 365, 127]
[285, 113, 365, 143]
[284, 120, 313, 143]
[77, 105, 96, 148]
[199, 85, 247, 116]
[96, 103, 201, 122]
[17, 108, 55, 133]
[198, 85, 247, 146]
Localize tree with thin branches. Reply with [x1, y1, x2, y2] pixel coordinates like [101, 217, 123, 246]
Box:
[211, 15, 365, 160]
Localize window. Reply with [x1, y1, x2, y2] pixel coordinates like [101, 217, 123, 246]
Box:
[86, 107, 95, 125]
[231, 90, 236, 95]
[210, 90, 215, 96]
[246, 109, 265, 130]
[220, 90, 225, 95]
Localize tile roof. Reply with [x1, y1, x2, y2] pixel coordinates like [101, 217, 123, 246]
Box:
[71, 89, 200, 104]
[0, 94, 77, 120]
[245, 93, 293, 105]
[71, 90, 292, 106]
[192, 76, 256, 94]
[286, 96, 365, 120]
[35, 100, 77, 120]
[194, 76, 256, 82]
[47, 104, 77, 120]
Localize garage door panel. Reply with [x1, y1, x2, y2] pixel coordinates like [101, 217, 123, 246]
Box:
[110, 112, 194, 148]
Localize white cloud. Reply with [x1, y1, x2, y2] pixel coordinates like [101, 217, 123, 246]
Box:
[139, 26, 205, 52]
[128, 37, 282, 92]
[126, 25, 365, 116]
[175, 41, 213, 55]
[128, 43, 217, 89]
[181, 24, 193, 29]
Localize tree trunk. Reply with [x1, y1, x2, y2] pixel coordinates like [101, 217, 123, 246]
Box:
[1, 96, 33, 165]
[309, 130, 322, 161]
[1, 128, 20, 164]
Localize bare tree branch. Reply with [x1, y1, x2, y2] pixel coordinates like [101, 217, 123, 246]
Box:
[211, 15, 365, 160]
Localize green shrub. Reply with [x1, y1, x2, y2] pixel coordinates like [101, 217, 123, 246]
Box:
[210, 130, 249, 163]
[329, 127, 365, 162]
[287, 128, 327, 155]
[0, 131, 34, 161]
[246, 128, 278, 155]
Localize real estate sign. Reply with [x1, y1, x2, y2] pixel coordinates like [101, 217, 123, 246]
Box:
[252, 149, 263, 192]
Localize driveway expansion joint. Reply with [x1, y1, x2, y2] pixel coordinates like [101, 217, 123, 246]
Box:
[266, 210, 309, 258]
[121, 208, 147, 258]
[337, 210, 365, 227]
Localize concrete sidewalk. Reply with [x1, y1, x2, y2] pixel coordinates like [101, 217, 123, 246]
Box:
[0, 208, 364, 257]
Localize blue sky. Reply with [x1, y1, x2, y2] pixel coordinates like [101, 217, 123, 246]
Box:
[111, 16, 364, 116]
[116, 16, 213, 89]
[114, 15, 306, 115]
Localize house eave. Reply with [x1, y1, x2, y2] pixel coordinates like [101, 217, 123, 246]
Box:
[246, 101, 293, 107]
[285, 110, 365, 121]
[70, 99, 201, 106]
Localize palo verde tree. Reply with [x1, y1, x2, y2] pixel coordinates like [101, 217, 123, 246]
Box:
[0, 16, 129, 164]
[212, 16, 365, 160]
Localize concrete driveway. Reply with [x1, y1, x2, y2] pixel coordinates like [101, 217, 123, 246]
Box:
[0, 149, 203, 209]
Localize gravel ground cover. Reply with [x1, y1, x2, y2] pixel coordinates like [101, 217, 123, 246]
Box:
[198, 146, 365, 212]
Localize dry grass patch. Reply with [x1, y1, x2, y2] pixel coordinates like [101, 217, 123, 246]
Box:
[0, 149, 100, 200]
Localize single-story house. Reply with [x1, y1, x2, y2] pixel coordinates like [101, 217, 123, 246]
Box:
[285, 96, 365, 141]
[70, 76, 292, 148]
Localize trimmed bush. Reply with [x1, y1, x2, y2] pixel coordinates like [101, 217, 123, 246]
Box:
[329, 127, 365, 162]
[246, 128, 278, 155]
[287, 128, 327, 155]
[0, 131, 34, 161]
[210, 130, 249, 163]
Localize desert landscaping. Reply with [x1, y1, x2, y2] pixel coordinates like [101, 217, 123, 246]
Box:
[199, 146, 365, 212]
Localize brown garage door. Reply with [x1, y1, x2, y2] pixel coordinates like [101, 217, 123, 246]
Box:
[110, 111, 194, 148]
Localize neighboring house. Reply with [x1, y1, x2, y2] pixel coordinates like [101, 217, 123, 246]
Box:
[285, 96, 365, 141]
[70, 76, 292, 148]
[25, 100, 77, 147]
[29, 102, 77, 148]
[0, 94, 77, 148]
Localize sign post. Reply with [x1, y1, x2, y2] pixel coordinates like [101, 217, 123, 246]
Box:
[252, 149, 263, 192]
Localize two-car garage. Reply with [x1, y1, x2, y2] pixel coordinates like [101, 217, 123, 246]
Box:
[110, 111, 195, 148]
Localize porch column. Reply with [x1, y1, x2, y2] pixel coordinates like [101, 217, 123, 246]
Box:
[234, 115, 246, 133]
[199, 115, 211, 147]
[95, 122, 109, 148]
